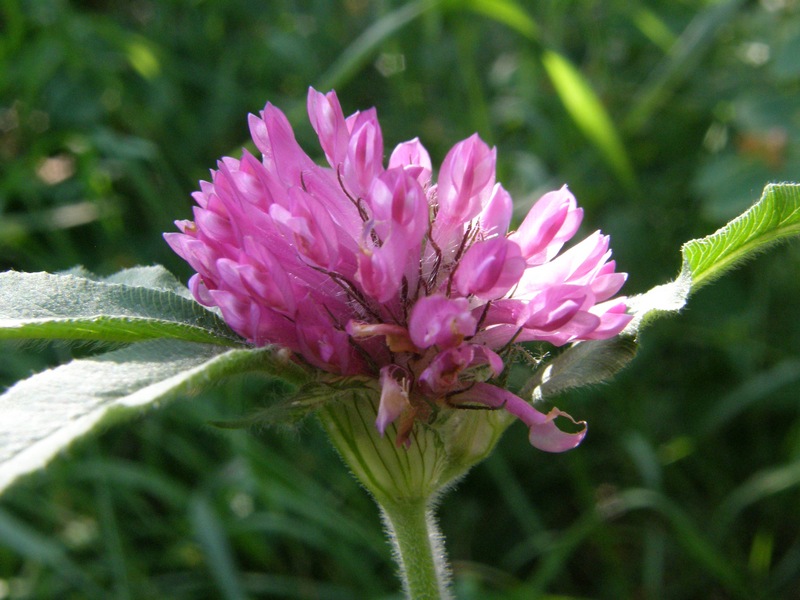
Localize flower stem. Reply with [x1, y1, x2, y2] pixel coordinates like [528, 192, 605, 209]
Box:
[378, 496, 451, 600]
[318, 390, 510, 598]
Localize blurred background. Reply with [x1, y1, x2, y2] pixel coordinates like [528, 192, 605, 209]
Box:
[1, 0, 800, 598]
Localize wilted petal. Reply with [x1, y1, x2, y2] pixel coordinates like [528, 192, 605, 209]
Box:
[457, 383, 586, 452]
[420, 344, 505, 393]
[346, 321, 416, 353]
[419, 345, 475, 393]
[376, 366, 411, 435]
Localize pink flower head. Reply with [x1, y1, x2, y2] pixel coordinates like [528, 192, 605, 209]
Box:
[166, 88, 632, 451]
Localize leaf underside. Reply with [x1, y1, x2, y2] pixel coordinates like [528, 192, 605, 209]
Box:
[0, 340, 300, 494]
[0, 267, 241, 345]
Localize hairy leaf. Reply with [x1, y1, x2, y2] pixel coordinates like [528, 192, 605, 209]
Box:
[521, 336, 639, 402]
[0, 340, 309, 494]
[627, 183, 800, 331]
[682, 182, 800, 290]
[0, 266, 241, 345]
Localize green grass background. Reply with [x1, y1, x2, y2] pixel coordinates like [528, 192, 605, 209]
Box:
[1, 0, 800, 598]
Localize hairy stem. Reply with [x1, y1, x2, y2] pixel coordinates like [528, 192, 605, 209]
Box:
[379, 497, 452, 600]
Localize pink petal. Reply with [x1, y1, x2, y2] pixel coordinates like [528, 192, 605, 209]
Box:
[307, 87, 349, 168]
[477, 184, 513, 236]
[435, 134, 496, 227]
[366, 169, 428, 244]
[295, 300, 354, 374]
[188, 273, 215, 306]
[418, 345, 475, 393]
[584, 299, 632, 339]
[408, 295, 477, 349]
[342, 109, 384, 198]
[216, 255, 296, 317]
[454, 236, 526, 300]
[269, 187, 342, 270]
[527, 408, 587, 453]
[457, 383, 586, 452]
[510, 185, 583, 264]
[388, 138, 433, 188]
[515, 231, 611, 295]
[471, 345, 505, 377]
[356, 245, 404, 303]
[248, 104, 314, 184]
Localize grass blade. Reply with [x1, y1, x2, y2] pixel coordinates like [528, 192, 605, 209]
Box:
[541, 50, 636, 190]
[190, 493, 247, 600]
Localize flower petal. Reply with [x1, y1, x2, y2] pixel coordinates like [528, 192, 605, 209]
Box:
[408, 295, 477, 349]
[376, 366, 411, 436]
[456, 383, 586, 452]
[307, 87, 349, 168]
[510, 185, 583, 265]
[418, 345, 475, 393]
[342, 109, 384, 198]
[388, 138, 433, 188]
[454, 236, 526, 300]
[435, 134, 496, 229]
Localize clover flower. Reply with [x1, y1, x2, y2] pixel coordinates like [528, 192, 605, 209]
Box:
[165, 88, 631, 452]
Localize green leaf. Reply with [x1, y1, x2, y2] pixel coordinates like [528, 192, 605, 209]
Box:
[627, 183, 800, 332]
[0, 266, 242, 346]
[0, 340, 309, 494]
[519, 336, 639, 402]
[682, 183, 800, 290]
